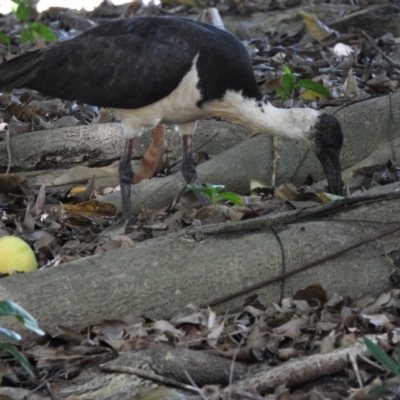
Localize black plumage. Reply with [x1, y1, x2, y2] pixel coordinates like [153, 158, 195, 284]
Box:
[0, 17, 261, 108]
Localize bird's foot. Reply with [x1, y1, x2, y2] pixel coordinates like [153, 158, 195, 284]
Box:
[189, 180, 212, 207]
[182, 157, 211, 206]
[195, 192, 213, 207]
[124, 214, 137, 234]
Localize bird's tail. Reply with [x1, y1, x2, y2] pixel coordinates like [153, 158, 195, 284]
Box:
[0, 50, 42, 92]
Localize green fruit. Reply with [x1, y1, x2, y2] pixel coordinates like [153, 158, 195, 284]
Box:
[0, 236, 38, 275]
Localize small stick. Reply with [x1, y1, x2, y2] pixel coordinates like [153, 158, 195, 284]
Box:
[349, 352, 363, 389]
[100, 364, 201, 394]
[361, 30, 400, 69]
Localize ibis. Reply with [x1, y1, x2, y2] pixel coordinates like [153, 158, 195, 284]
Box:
[0, 16, 343, 224]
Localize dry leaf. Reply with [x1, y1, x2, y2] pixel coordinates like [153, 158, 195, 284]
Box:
[0, 174, 29, 194]
[299, 10, 338, 42]
[63, 199, 119, 218]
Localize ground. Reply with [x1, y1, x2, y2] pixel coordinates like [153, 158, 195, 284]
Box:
[1, 1, 400, 398]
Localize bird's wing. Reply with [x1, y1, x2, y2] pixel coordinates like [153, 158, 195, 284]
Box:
[0, 18, 202, 109]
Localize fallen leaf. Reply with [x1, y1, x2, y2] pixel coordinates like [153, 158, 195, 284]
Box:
[63, 199, 119, 218]
[299, 10, 338, 42]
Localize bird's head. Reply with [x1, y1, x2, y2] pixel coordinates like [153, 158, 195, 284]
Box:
[309, 113, 343, 195]
[206, 95, 344, 195]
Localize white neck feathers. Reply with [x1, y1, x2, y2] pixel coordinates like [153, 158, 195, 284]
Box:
[205, 91, 320, 143]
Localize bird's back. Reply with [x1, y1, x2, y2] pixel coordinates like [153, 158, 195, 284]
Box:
[0, 17, 262, 109]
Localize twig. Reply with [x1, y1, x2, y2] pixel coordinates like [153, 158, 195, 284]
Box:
[183, 370, 208, 400]
[358, 353, 386, 373]
[361, 30, 400, 69]
[226, 336, 372, 394]
[327, 5, 387, 27]
[349, 352, 363, 389]
[172, 192, 400, 244]
[270, 226, 286, 302]
[27, 369, 66, 398]
[205, 224, 400, 308]
[228, 335, 247, 399]
[100, 364, 201, 394]
[45, 381, 60, 400]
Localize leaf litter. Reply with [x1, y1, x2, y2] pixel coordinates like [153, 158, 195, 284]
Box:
[2, 284, 400, 398]
[1, 0, 400, 398]
[0, 1, 399, 270]
[2, 161, 394, 271]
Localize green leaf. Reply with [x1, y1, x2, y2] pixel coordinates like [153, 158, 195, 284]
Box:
[283, 65, 292, 76]
[187, 183, 243, 206]
[187, 184, 214, 200]
[0, 301, 44, 336]
[28, 23, 56, 42]
[291, 72, 300, 81]
[186, 183, 202, 191]
[397, 348, 400, 368]
[294, 79, 331, 97]
[0, 343, 35, 377]
[16, 2, 30, 21]
[282, 74, 294, 97]
[364, 338, 400, 377]
[0, 34, 11, 46]
[0, 327, 21, 342]
[206, 183, 225, 197]
[188, 183, 224, 196]
[21, 28, 35, 43]
[276, 87, 289, 101]
[205, 183, 224, 193]
[369, 384, 398, 395]
[217, 191, 243, 206]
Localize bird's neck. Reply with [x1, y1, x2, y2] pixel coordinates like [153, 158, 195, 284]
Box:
[206, 91, 320, 143]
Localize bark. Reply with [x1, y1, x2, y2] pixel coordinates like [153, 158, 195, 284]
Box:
[0, 120, 251, 171]
[0, 123, 124, 170]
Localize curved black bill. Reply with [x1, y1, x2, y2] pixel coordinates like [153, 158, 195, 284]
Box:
[317, 148, 342, 195]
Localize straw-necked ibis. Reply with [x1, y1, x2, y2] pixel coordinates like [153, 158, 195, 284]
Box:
[0, 16, 343, 224]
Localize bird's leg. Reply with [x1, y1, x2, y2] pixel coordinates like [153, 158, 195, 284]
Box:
[119, 138, 137, 226]
[181, 134, 212, 206]
[181, 134, 198, 184]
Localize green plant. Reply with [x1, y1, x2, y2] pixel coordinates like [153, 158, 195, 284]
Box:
[0, 0, 56, 46]
[187, 183, 243, 206]
[0, 300, 45, 382]
[364, 337, 400, 395]
[276, 66, 331, 102]
[0, 33, 11, 47]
